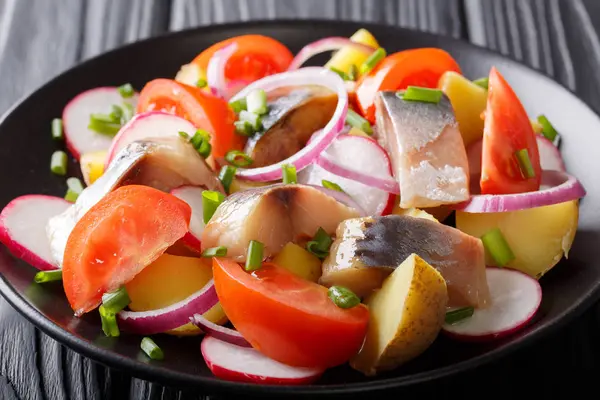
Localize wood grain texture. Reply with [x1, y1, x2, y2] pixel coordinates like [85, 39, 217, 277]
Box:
[0, 0, 599, 398]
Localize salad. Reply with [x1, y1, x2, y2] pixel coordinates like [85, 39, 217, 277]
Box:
[0, 29, 587, 383]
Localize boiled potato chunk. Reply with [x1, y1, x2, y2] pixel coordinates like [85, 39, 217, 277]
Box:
[391, 197, 453, 223]
[324, 28, 380, 76]
[438, 71, 487, 147]
[391, 206, 438, 223]
[272, 242, 322, 282]
[350, 254, 448, 376]
[80, 150, 107, 185]
[456, 200, 579, 278]
[126, 254, 227, 336]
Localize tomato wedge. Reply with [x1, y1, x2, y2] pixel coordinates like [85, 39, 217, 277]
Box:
[191, 35, 293, 83]
[480, 67, 541, 194]
[212, 258, 369, 369]
[137, 79, 244, 161]
[62, 185, 191, 316]
[355, 48, 462, 122]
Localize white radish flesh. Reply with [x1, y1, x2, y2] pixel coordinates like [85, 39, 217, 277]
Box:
[170, 186, 205, 249]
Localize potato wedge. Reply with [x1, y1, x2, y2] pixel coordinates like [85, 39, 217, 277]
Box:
[350, 253, 448, 376]
[80, 150, 107, 185]
[272, 242, 322, 282]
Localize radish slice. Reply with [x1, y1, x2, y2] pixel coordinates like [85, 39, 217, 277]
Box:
[201, 335, 323, 385]
[190, 314, 251, 348]
[63, 87, 138, 159]
[170, 186, 205, 250]
[0, 195, 71, 271]
[442, 267, 542, 341]
[105, 111, 198, 168]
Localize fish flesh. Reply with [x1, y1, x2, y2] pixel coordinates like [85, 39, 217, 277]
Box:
[320, 214, 490, 308]
[375, 91, 470, 208]
[201, 183, 361, 261]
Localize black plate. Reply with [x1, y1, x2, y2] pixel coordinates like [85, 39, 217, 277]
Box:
[0, 20, 599, 397]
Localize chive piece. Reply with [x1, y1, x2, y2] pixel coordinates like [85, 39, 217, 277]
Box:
[64, 190, 78, 203]
[51, 118, 64, 141]
[329, 67, 350, 81]
[229, 98, 247, 114]
[99, 305, 120, 337]
[245, 240, 264, 272]
[218, 165, 237, 194]
[348, 64, 358, 81]
[34, 270, 62, 283]
[225, 150, 253, 168]
[306, 227, 332, 259]
[537, 115, 559, 142]
[101, 286, 131, 314]
[246, 89, 268, 115]
[239, 110, 262, 131]
[234, 120, 255, 137]
[141, 337, 164, 360]
[50, 150, 68, 176]
[445, 307, 475, 325]
[346, 109, 373, 135]
[481, 228, 515, 267]
[178, 131, 191, 140]
[515, 148, 536, 179]
[473, 77, 489, 90]
[118, 83, 135, 98]
[401, 86, 444, 104]
[88, 114, 122, 136]
[202, 190, 226, 224]
[359, 47, 387, 75]
[202, 246, 228, 257]
[190, 130, 212, 159]
[328, 286, 360, 309]
[281, 164, 297, 184]
[121, 102, 134, 123]
[196, 78, 207, 88]
[109, 105, 123, 123]
[322, 179, 344, 192]
[65, 177, 84, 202]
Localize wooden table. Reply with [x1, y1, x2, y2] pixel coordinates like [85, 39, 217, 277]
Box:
[0, 1, 599, 398]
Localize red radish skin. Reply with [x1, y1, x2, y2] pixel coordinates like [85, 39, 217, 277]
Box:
[170, 186, 206, 250]
[442, 267, 542, 342]
[201, 335, 323, 385]
[0, 195, 71, 271]
[63, 87, 138, 160]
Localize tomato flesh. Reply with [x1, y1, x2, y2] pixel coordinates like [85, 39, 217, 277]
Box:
[212, 258, 369, 369]
[480, 67, 542, 194]
[62, 185, 191, 316]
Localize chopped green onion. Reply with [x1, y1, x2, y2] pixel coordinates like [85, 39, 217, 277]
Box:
[51, 118, 63, 141]
[218, 165, 237, 194]
[122, 102, 134, 122]
[445, 307, 474, 325]
[245, 240, 264, 272]
[348, 64, 358, 81]
[306, 227, 332, 259]
[141, 337, 164, 360]
[88, 114, 122, 136]
[202, 246, 228, 257]
[50, 150, 68, 176]
[322, 179, 344, 192]
[329, 67, 350, 81]
[234, 120, 255, 137]
[346, 109, 373, 135]
[239, 110, 262, 131]
[229, 98, 247, 114]
[64, 190, 78, 203]
[178, 131, 191, 140]
[246, 89, 268, 115]
[117, 83, 135, 98]
[99, 305, 120, 337]
[196, 78, 207, 88]
[190, 129, 212, 158]
[537, 115, 559, 142]
[34, 270, 62, 283]
[225, 150, 253, 168]
[202, 190, 226, 224]
[401, 86, 443, 104]
[281, 164, 297, 184]
[473, 77, 489, 90]
[515, 148, 536, 179]
[101, 286, 131, 314]
[359, 47, 386, 75]
[481, 228, 515, 267]
[64, 177, 84, 202]
[109, 105, 123, 122]
[328, 286, 360, 309]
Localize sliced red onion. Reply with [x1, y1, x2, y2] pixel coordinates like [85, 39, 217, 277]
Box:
[117, 279, 218, 334]
[455, 170, 586, 213]
[307, 184, 367, 216]
[229, 67, 348, 182]
[207, 42, 238, 100]
[190, 313, 251, 348]
[288, 37, 376, 70]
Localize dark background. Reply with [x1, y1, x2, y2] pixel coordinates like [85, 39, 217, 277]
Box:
[0, 0, 599, 398]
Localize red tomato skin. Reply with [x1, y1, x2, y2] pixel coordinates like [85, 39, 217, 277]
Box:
[212, 258, 369, 369]
[62, 185, 191, 316]
[480, 67, 542, 194]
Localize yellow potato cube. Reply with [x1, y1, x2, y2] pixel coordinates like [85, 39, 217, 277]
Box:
[272, 242, 322, 282]
[79, 150, 107, 185]
[325, 28, 380, 76]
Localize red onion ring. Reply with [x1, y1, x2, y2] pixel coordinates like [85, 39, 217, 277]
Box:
[229, 67, 348, 182]
[288, 37, 376, 70]
[190, 313, 251, 348]
[207, 42, 238, 100]
[307, 184, 368, 216]
[117, 279, 218, 334]
[455, 170, 586, 213]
